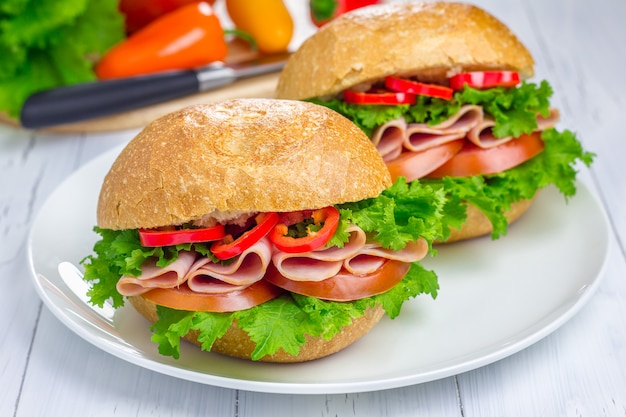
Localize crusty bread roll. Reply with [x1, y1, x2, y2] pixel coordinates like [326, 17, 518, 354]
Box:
[129, 296, 385, 362]
[97, 98, 391, 230]
[98, 98, 394, 362]
[276, 2, 534, 101]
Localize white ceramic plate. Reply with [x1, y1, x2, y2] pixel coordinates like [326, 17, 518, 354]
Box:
[28, 145, 610, 394]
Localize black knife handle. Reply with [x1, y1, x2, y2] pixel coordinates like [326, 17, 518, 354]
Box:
[20, 70, 201, 129]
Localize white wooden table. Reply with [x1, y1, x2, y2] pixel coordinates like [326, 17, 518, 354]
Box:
[2, 0, 625, 415]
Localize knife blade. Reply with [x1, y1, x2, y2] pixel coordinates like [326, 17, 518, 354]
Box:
[20, 52, 291, 129]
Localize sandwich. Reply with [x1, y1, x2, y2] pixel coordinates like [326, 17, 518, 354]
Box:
[275, 1, 595, 242]
[80, 98, 446, 362]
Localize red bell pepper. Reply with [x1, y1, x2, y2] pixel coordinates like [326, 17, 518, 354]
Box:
[385, 76, 454, 100]
[449, 71, 521, 90]
[269, 206, 340, 253]
[211, 212, 279, 260]
[343, 89, 416, 106]
[309, 0, 382, 27]
[139, 224, 225, 247]
[119, 0, 216, 34]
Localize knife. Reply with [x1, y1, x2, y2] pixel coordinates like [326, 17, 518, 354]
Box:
[20, 52, 290, 129]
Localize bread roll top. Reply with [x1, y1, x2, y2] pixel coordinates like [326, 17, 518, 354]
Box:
[97, 99, 391, 230]
[276, 2, 534, 100]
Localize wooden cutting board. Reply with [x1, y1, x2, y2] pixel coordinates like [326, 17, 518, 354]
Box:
[1, 42, 282, 133]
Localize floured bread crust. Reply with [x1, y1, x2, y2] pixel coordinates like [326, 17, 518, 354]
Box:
[97, 99, 391, 229]
[276, 2, 534, 100]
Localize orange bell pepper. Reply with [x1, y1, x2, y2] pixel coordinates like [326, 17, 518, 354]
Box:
[96, 2, 227, 80]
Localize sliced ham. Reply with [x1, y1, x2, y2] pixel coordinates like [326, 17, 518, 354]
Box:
[467, 107, 561, 148]
[116, 250, 198, 296]
[537, 108, 560, 130]
[344, 238, 429, 275]
[404, 105, 483, 152]
[186, 237, 273, 293]
[371, 117, 407, 161]
[272, 225, 367, 282]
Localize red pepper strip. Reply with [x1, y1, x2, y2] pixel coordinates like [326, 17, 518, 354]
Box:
[385, 76, 454, 100]
[210, 212, 279, 260]
[139, 224, 225, 247]
[448, 71, 521, 90]
[96, 2, 227, 79]
[269, 206, 340, 253]
[343, 89, 416, 105]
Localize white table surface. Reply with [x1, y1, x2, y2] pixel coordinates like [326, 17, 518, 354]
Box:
[2, 0, 625, 415]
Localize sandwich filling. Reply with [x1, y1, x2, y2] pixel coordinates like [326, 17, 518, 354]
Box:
[310, 72, 595, 240]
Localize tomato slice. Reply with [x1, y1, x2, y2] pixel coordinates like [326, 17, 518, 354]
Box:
[385, 76, 453, 100]
[210, 212, 279, 260]
[386, 140, 464, 182]
[343, 89, 416, 105]
[426, 132, 544, 178]
[269, 207, 340, 253]
[264, 260, 410, 302]
[141, 280, 284, 312]
[449, 71, 521, 90]
[139, 224, 225, 247]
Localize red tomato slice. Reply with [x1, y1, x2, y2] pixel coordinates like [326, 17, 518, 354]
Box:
[449, 71, 521, 90]
[426, 132, 544, 178]
[269, 207, 340, 253]
[139, 224, 225, 247]
[141, 280, 284, 312]
[343, 89, 416, 105]
[386, 140, 464, 182]
[263, 260, 410, 302]
[385, 76, 454, 100]
[211, 212, 279, 260]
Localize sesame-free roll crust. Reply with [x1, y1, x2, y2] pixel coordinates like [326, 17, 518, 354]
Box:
[276, 2, 534, 101]
[97, 99, 391, 230]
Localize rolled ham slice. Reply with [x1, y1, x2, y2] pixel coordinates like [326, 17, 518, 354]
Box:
[344, 238, 429, 275]
[371, 117, 407, 162]
[116, 250, 197, 296]
[272, 225, 367, 282]
[186, 237, 273, 293]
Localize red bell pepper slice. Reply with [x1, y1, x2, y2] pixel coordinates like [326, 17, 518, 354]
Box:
[269, 206, 340, 253]
[343, 89, 416, 105]
[385, 76, 454, 100]
[449, 71, 521, 90]
[139, 224, 225, 247]
[210, 212, 279, 260]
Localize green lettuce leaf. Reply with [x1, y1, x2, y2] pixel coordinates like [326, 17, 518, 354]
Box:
[0, 0, 125, 117]
[422, 127, 594, 240]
